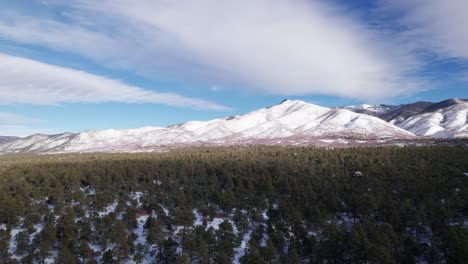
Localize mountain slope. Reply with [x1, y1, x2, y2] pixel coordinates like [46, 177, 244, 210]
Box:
[345, 99, 468, 137]
[0, 136, 18, 144]
[395, 99, 468, 137]
[0, 100, 413, 153]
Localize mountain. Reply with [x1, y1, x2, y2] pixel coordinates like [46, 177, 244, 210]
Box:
[344, 104, 398, 116]
[345, 99, 468, 137]
[0, 136, 18, 144]
[0, 100, 413, 154]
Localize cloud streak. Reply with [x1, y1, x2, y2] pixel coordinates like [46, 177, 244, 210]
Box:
[0, 53, 229, 111]
[381, 0, 468, 60]
[0, 112, 42, 124]
[0, 0, 428, 101]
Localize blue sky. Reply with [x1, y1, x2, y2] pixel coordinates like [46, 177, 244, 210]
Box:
[0, 0, 467, 136]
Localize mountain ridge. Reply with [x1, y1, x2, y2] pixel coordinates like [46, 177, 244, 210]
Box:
[345, 98, 468, 137]
[0, 99, 414, 154]
[2, 98, 467, 154]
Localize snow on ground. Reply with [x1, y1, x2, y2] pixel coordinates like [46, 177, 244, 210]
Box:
[234, 230, 252, 263]
[262, 209, 269, 221]
[334, 213, 357, 231]
[206, 217, 224, 231]
[29, 223, 44, 243]
[9, 226, 26, 260]
[80, 185, 96, 195]
[0, 224, 6, 230]
[153, 179, 162, 185]
[159, 203, 169, 216]
[193, 209, 203, 226]
[131, 192, 144, 207]
[205, 217, 239, 234]
[134, 215, 149, 246]
[151, 209, 158, 219]
[259, 222, 270, 248]
[44, 250, 58, 264]
[88, 243, 102, 253]
[98, 200, 118, 217]
[464, 172, 468, 177]
[193, 209, 240, 234]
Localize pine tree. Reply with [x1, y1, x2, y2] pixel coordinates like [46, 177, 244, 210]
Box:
[133, 243, 145, 264]
[113, 221, 130, 262]
[57, 245, 76, 264]
[79, 240, 92, 263]
[15, 230, 30, 256]
[102, 249, 115, 264]
[262, 238, 276, 263]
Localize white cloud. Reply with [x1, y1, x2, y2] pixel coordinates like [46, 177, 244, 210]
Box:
[0, 0, 427, 101]
[0, 112, 42, 124]
[381, 0, 468, 60]
[0, 53, 229, 111]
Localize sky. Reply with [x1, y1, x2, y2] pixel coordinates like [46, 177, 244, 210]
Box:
[0, 0, 467, 136]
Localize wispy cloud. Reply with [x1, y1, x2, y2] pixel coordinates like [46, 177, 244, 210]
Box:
[0, 0, 429, 101]
[380, 0, 468, 60]
[0, 53, 230, 111]
[0, 112, 42, 124]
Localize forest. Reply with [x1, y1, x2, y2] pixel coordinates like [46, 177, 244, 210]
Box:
[0, 146, 467, 263]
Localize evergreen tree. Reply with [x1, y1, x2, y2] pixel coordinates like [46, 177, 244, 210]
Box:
[57, 245, 76, 264]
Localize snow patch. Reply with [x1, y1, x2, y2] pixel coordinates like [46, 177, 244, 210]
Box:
[234, 230, 252, 263]
[98, 200, 118, 217]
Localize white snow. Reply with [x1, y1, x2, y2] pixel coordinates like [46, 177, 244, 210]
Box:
[159, 204, 169, 216]
[234, 230, 252, 263]
[345, 104, 396, 115]
[193, 209, 204, 226]
[9, 226, 26, 260]
[0, 100, 416, 154]
[98, 200, 118, 217]
[134, 215, 149, 246]
[394, 101, 468, 137]
[261, 209, 269, 221]
[29, 223, 44, 243]
[205, 217, 225, 231]
[80, 186, 96, 195]
[131, 191, 144, 207]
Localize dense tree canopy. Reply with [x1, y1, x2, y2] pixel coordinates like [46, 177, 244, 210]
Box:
[0, 146, 467, 263]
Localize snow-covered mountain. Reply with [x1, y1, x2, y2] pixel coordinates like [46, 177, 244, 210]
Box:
[393, 99, 468, 137]
[345, 99, 468, 137]
[344, 104, 397, 116]
[0, 100, 414, 153]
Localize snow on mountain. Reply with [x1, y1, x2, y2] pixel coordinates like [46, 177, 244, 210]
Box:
[0, 136, 18, 144]
[0, 100, 415, 154]
[344, 104, 397, 115]
[394, 99, 468, 138]
[345, 99, 468, 138]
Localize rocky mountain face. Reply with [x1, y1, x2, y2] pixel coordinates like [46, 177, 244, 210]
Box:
[0, 100, 414, 154]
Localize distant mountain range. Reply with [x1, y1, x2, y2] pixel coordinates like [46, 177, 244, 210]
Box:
[0, 98, 467, 154]
[345, 98, 468, 138]
[0, 136, 18, 144]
